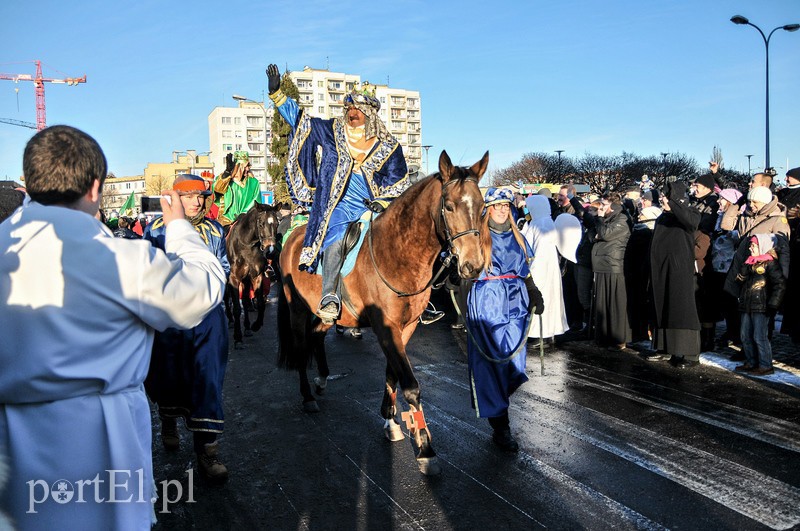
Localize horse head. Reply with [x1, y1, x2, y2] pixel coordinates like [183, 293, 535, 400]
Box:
[252, 202, 281, 256]
[437, 150, 488, 279]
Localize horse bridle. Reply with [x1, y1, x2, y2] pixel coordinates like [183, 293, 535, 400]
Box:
[368, 176, 481, 297]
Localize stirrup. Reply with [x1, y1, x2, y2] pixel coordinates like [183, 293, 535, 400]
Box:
[318, 294, 341, 322]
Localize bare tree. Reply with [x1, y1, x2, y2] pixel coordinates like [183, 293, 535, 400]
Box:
[145, 174, 173, 195]
[711, 145, 724, 169]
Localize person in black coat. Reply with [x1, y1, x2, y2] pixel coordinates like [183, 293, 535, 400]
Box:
[645, 181, 702, 368]
[588, 194, 631, 350]
[777, 167, 800, 343]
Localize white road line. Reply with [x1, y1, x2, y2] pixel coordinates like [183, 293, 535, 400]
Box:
[419, 363, 800, 529]
[562, 370, 800, 453]
[302, 411, 426, 530]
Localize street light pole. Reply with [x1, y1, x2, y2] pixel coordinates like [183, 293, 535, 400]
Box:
[232, 94, 270, 189]
[660, 152, 668, 183]
[422, 145, 432, 175]
[731, 15, 800, 173]
[746, 154, 754, 176]
[555, 150, 564, 180]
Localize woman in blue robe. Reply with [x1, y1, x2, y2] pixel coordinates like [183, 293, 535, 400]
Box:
[466, 188, 544, 452]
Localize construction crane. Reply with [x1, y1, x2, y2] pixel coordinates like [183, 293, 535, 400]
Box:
[0, 60, 86, 131]
[0, 118, 36, 129]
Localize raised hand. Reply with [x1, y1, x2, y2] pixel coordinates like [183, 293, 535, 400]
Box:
[225, 153, 235, 173]
[266, 64, 281, 94]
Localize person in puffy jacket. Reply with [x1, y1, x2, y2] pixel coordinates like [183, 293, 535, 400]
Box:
[734, 234, 785, 376]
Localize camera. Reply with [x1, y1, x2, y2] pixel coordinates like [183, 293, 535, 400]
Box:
[141, 195, 169, 214]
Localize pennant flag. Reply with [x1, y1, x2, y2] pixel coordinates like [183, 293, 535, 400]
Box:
[119, 191, 136, 217]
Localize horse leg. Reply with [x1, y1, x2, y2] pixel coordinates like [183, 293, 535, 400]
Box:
[250, 275, 267, 333]
[228, 284, 244, 347]
[242, 278, 254, 337]
[374, 325, 440, 476]
[312, 330, 331, 396]
[295, 314, 319, 413]
[381, 364, 404, 442]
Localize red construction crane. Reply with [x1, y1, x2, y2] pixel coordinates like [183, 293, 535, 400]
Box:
[0, 60, 86, 131]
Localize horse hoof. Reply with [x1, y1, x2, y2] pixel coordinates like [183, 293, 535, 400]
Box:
[384, 424, 404, 442]
[314, 385, 325, 395]
[416, 457, 442, 476]
[303, 400, 320, 413]
[244, 329, 253, 337]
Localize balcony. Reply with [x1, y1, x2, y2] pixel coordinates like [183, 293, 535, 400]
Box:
[327, 81, 345, 92]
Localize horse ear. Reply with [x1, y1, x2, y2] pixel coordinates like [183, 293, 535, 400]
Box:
[438, 150, 454, 182]
[469, 151, 490, 180]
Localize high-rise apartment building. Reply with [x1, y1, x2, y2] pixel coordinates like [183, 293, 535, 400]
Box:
[288, 66, 422, 168]
[208, 102, 275, 188]
[207, 66, 422, 189]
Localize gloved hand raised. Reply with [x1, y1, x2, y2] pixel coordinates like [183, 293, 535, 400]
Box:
[225, 153, 235, 173]
[266, 64, 281, 95]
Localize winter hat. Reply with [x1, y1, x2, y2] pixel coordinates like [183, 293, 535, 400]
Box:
[747, 186, 772, 205]
[484, 187, 515, 207]
[694, 173, 716, 191]
[638, 206, 662, 221]
[718, 188, 743, 204]
[173, 174, 212, 196]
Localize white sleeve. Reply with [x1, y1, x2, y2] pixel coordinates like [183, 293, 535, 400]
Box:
[130, 219, 226, 331]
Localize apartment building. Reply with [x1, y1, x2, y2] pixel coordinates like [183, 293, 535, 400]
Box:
[143, 151, 215, 197]
[288, 66, 422, 168]
[101, 175, 146, 215]
[208, 102, 275, 188]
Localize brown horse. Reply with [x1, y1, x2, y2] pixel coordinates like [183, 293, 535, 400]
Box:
[278, 151, 488, 475]
[225, 202, 281, 347]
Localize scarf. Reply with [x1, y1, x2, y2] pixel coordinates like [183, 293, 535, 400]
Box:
[488, 217, 512, 234]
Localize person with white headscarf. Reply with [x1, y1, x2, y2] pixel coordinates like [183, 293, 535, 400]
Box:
[522, 194, 569, 344]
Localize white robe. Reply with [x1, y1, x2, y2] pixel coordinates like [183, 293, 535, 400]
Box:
[523, 195, 568, 339]
[0, 202, 225, 530]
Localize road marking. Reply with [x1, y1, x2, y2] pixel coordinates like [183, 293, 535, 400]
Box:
[562, 367, 800, 453]
[418, 363, 800, 529]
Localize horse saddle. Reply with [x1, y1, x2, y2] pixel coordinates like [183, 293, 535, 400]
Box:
[317, 211, 373, 280]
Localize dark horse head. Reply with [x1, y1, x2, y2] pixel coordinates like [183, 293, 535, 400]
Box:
[437, 150, 488, 279]
[247, 202, 281, 257]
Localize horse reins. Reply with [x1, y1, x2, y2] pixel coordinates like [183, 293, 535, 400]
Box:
[367, 177, 480, 298]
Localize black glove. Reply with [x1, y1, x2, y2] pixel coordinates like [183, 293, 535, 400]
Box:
[266, 64, 281, 95]
[225, 153, 235, 173]
[527, 285, 545, 315]
[365, 199, 387, 213]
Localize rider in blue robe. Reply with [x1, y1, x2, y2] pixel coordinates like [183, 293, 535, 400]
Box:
[466, 187, 544, 452]
[143, 174, 232, 481]
[267, 64, 409, 321]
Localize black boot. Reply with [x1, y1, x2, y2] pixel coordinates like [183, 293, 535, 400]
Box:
[489, 414, 519, 453]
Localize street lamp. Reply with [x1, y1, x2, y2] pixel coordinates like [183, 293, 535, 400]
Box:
[745, 154, 754, 176]
[422, 145, 433, 175]
[660, 152, 668, 183]
[730, 15, 800, 173]
[232, 94, 270, 188]
[555, 150, 564, 180]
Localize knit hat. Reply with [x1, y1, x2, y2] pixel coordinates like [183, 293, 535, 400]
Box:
[718, 188, 743, 204]
[484, 187, 514, 207]
[639, 206, 662, 221]
[747, 186, 772, 205]
[787, 167, 800, 182]
[694, 173, 716, 191]
[173, 174, 212, 196]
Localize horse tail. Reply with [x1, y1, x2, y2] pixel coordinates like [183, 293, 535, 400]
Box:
[276, 283, 298, 370]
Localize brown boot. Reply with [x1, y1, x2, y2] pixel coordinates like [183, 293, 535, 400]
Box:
[197, 441, 229, 483]
[161, 417, 180, 451]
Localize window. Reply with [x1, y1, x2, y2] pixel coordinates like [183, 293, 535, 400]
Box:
[221, 117, 231, 124]
[126, 182, 131, 189]
[223, 144, 233, 151]
[234, 117, 241, 125]
[247, 116, 262, 127]
[235, 144, 243, 151]
[318, 106, 325, 114]
[317, 80, 323, 88]
[317, 93, 324, 101]
[222, 130, 232, 138]
[234, 130, 243, 138]
[248, 143, 261, 152]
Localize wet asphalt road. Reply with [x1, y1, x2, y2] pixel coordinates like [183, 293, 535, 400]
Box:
[152, 289, 800, 530]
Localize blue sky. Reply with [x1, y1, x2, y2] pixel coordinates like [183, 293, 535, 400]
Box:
[1, 0, 798, 182]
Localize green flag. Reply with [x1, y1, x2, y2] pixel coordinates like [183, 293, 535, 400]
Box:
[119, 191, 136, 217]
